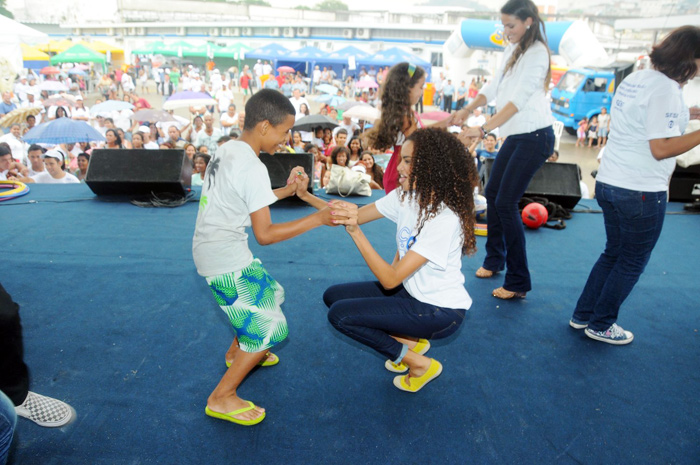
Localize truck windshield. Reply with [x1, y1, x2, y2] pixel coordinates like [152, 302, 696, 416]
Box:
[555, 72, 585, 93]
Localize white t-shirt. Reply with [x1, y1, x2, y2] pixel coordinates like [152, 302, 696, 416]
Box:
[220, 112, 239, 129]
[31, 171, 80, 184]
[144, 141, 159, 150]
[0, 133, 27, 163]
[289, 96, 310, 115]
[192, 141, 278, 277]
[596, 69, 688, 192]
[333, 122, 360, 144]
[375, 190, 472, 310]
[216, 89, 234, 113]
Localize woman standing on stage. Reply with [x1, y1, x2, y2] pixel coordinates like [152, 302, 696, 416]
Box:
[453, 0, 554, 300]
[570, 26, 700, 345]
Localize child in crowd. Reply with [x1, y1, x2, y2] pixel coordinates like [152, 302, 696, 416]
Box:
[192, 90, 337, 426]
[576, 117, 588, 147]
[324, 129, 348, 158]
[587, 116, 599, 148]
[191, 152, 211, 187]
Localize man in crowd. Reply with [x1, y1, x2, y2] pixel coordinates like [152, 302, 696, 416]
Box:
[442, 78, 455, 114]
[195, 113, 223, 156]
[0, 92, 16, 119]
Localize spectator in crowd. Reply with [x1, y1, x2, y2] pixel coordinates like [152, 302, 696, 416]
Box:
[442, 79, 455, 113]
[71, 96, 90, 121]
[333, 115, 360, 144]
[0, 92, 16, 119]
[289, 89, 310, 116]
[165, 125, 187, 149]
[361, 151, 384, 189]
[190, 152, 211, 187]
[291, 132, 304, 153]
[20, 144, 46, 177]
[324, 128, 348, 158]
[0, 124, 27, 164]
[576, 116, 588, 147]
[456, 80, 467, 110]
[216, 82, 234, 116]
[220, 104, 240, 130]
[73, 152, 90, 182]
[104, 129, 123, 149]
[347, 137, 364, 168]
[587, 115, 599, 148]
[195, 113, 223, 156]
[476, 133, 499, 173]
[597, 107, 611, 148]
[184, 143, 197, 161]
[197, 145, 209, 155]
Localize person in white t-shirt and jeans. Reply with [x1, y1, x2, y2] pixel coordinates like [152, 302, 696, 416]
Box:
[570, 26, 700, 345]
[308, 128, 477, 393]
[452, 0, 554, 300]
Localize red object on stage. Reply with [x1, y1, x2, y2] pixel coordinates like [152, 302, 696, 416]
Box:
[522, 203, 548, 229]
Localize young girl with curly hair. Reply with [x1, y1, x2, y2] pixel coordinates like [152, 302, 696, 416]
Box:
[364, 62, 451, 194]
[297, 128, 477, 393]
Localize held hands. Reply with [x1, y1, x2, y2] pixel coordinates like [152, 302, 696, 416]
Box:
[285, 166, 309, 198]
[690, 106, 700, 121]
[328, 200, 359, 232]
[449, 108, 469, 126]
[458, 127, 481, 147]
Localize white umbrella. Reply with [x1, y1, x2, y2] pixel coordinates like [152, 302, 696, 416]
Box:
[343, 105, 381, 123]
[163, 91, 217, 110]
[38, 81, 68, 92]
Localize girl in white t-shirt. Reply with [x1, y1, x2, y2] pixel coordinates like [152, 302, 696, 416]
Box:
[315, 128, 478, 393]
[571, 26, 700, 345]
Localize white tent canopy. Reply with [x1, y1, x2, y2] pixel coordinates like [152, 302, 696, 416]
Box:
[0, 16, 49, 77]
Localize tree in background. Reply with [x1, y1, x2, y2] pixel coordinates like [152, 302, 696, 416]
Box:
[0, 0, 14, 18]
[315, 0, 349, 11]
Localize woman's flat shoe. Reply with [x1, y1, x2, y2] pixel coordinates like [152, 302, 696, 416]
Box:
[492, 287, 526, 300]
[393, 359, 443, 393]
[475, 267, 496, 278]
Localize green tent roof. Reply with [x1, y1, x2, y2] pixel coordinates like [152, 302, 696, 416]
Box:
[50, 43, 106, 64]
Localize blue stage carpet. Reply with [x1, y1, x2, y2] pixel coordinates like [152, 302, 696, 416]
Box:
[3, 184, 699, 464]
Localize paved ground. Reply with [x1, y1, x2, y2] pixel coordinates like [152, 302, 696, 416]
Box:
[84, 83, 600, 198]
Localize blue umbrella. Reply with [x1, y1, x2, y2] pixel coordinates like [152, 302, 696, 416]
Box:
[67, 68, 87, 76]
[316, 84, 340, 95]
[90, 100, 134, 115]
[23, 117, 105, 144]
[315, 94, 346, 107]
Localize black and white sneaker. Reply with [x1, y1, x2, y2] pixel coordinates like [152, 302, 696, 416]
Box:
[15, 391, 75, 427]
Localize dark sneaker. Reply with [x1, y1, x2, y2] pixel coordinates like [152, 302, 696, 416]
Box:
[569, 317, 588, 329]
[15, 391, 75, 427]
[585, 324, 634, 345]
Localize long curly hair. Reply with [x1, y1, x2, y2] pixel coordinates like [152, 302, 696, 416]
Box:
[401, 128, 478, 256]
[364, 62, 425, 151]
[501, 0, 551, 91]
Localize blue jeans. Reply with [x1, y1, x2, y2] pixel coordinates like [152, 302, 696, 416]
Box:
[573, 182, 666, 331]
[0, 390, 16, 465]
[483, 126, 554, 292]
[324, 282, 466, 362]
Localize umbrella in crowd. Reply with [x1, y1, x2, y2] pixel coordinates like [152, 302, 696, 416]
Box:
[130, 109, 177, 123]
[355, 80, 379, 89]
[23, 117, 105, 144]
[467, 68, 490, 76]
[277, 66, 295, 74]
[90, 100, 134, 115]
[315, 94, 346, 108]
[0, 107, 43, 128]
[67, 68, 87, 77]
[343, 105, 381, 123]
[420, 110, 451, 121]
[316, 84, 340, 95]
[39, 66, 61, 75]
[163, 91, 217, 110]
[337, 101, 368, 111]
[43, 94, 77, 108]
[292, 114, 338, 132]
[38, 80, 68, 92]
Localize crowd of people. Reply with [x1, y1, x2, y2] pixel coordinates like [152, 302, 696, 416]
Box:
[1, 0, 699, 449]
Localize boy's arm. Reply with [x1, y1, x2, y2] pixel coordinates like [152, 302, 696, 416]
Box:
[250, 205, 333, 245]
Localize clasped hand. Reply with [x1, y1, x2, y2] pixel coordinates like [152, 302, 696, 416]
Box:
[328, 200, 359, 232]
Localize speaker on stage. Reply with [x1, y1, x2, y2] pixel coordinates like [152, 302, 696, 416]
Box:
[86, 149, 192, 196]
[669, 164, 700, 202]
[481, 159, 582, 209]
[260, 152, 314, 194]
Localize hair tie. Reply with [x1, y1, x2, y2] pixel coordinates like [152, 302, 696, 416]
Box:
[407, 63, 416, 78]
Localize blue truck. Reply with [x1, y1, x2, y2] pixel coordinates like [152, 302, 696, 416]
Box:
[550, 64, 634, 135]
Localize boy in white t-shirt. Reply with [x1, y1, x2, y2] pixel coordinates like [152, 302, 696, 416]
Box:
[192, 89, 336, 426]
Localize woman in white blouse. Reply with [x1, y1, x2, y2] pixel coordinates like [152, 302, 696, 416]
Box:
[453, 0, 554, 300]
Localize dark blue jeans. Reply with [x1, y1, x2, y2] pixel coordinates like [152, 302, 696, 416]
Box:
[324, 282, 466, 362]
[573, 182, 666, 331]
[483, 126, 554, 292]
[0, 390, 15, 465]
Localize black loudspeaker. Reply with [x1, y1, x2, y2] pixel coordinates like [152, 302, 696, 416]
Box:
[86, 149, 192, 196]
[481, 159, 582, 209]
[260, 152, 314, 194]
[669, 164, 700, 202]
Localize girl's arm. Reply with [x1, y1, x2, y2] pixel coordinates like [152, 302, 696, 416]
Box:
[345, 225, 427, 289]
[649, 129, 700, 160]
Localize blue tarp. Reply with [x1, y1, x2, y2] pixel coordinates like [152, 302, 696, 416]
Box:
[245, 43, 291, 69]
[356, 47, 432, 81]
[277, 46, 327, 75]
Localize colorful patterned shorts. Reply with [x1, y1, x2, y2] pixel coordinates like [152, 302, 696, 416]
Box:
[206, 258, 287, 353]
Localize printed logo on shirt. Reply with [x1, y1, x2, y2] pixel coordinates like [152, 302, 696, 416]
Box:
[398, 226, 414, 253]
[668, 121, 674, 129]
